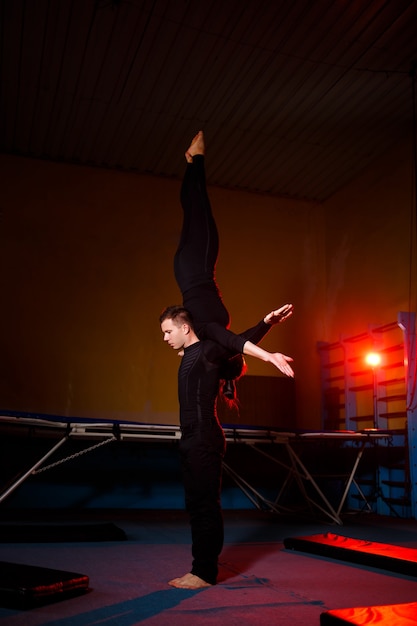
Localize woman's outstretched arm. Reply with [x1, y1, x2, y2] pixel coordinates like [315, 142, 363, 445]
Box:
[204, 303, 295, 377]
[242, 341, 294, 378]
[241, 304, 295, 377]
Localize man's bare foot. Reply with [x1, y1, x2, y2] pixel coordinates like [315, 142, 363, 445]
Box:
[185, 130, 205, 162]
[168, 572, 212, 589]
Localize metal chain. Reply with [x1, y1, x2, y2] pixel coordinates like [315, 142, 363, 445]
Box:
[33, 436, 117, 475]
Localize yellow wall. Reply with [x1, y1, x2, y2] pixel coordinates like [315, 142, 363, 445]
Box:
[0, 155, 323, 427]
[2, 140, 413, 430]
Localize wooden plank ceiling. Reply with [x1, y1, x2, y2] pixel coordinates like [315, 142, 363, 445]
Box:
[1, 0, 417, 202]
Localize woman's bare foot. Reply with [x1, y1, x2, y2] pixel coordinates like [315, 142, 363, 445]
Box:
[185, 130, 205, 162]
[168, 572, 212, 589]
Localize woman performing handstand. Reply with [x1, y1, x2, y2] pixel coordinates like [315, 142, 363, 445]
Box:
[174, 130, 294, 382]
[160, 131, 293, 590]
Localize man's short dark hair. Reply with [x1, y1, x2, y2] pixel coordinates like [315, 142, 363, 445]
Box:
[159, 305, 194, 327]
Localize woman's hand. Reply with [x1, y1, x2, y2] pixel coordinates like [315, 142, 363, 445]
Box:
[243, 341, 295, 377]
[268, 352, 294, 377]
[264, 304, 294, 325]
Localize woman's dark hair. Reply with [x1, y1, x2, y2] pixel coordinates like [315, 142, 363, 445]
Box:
[219, 353, 247, 409]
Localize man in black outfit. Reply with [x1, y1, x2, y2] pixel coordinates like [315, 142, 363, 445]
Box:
[160, 131, 294, 590]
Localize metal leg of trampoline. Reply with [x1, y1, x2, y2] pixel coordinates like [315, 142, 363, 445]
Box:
[336, 443, 366, 516]
[0, 435, 69, 505]
[280, 443, 343, 525]
[245, 443, 343, 524]
[222, 461, 290, 514]
[351, 478, 374, 513]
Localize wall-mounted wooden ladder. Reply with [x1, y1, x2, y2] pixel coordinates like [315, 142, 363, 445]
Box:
[318, 312, 417, 519]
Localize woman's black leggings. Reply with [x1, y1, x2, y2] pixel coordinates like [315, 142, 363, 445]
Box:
[174, 155, 230, 335]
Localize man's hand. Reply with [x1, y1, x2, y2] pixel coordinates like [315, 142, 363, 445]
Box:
[264, 304, 294, 325]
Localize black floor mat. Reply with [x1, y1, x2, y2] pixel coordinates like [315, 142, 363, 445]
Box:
[0, 561, 90, 609]
[0, 522, 126, 542]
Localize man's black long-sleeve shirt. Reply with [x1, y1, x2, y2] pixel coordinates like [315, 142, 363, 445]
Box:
[178, 319, 270, 427]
